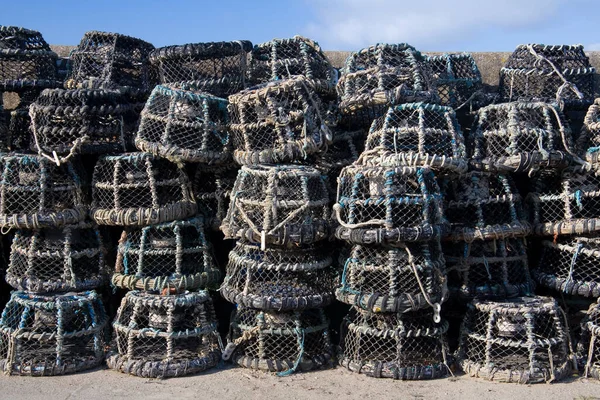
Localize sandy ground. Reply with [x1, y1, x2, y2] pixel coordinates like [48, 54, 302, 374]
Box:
[0, 365, 598, 400]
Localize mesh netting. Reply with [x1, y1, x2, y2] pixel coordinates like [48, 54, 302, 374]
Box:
[339, 307, 450, 379]
[228, 75, 331, 165]
[470, 101, 574, 173]
[526, 167, 600, 236]
[427, 53, 482, 109]
[0, 291, 107, 376]
[106, 290, 221, 378]
[358, 102, 467, 172]
[91, 152, 197, 226]
[66, 31, 156, 91]
[334, 165, 446, 244]
[534, 236, 600, 298]
[337, 43, 437, 129]
[149, 41, 252, 97]
[113, 217, 220, 291]
[224, 307, 333, 374]
[443, 238, 534, 300]
[1, 88, 45, 152]
[192, 164, 237, 231]
[456, 296, 573, 383]
[135, 84, 230, 164]
[318, 129, 366, 197]
[221, 241, 335, 310]
[577, 98, 600, 163]
[0, 153, 87, 229]
[6, 221, 107, 293]
[499, 44, 595, 109]
[579, 299, 600, 379]
[337, 241, 447, 314]
[221, 164, 331, 246]
[440, 171, 530, 241]
[0, 26, 59, 92]
[30, 87, 145, 162]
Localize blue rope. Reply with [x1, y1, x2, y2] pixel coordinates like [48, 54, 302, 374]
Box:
[277, 328, 305, 377]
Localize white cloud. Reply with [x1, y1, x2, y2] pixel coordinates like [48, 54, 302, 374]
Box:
[305, 0, 568, 50]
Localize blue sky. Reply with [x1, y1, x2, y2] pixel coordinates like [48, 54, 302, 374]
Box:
[2, 0, 598, 52]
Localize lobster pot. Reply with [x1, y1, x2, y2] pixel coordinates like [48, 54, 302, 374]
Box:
[334, 165, 446, 244]
[30, 88, 145, 160]
[441, 171, 530, 241]
[221, 164, 330, 246]
[135, 84, 230, 164]
[193, 164, 237, 231]
[578, 99, 600, 163]
[457, 296, 572, 383]
[337, 241, 447, 313]
[579, 299, 600, 379]
[470, 102, 574, 173]
[113, 217, 220, 291]
[0, 105, 31, 152]
[6, 221, 106, 293]
[318, 129, 366, 197]
[444, 238, 533, 300]
[91, 152, 197, 226]
[339, 307, 450, 380]
[534, 236, 600, 297]
[106, 290, 221, 378]
[221, 241, 335, 310]
[67, 31, 155, 91]
[360, 103, 467, 172]
[499, 44, 595, 109]
[225, 307, 333, 374]
[228, 76, 331, 165]
[527, 167, 600, 236]
[428, 53, 482, 109]
[337, 43, 436, 129]
[0, 154, 87, 229]
[149, 41, 252, 97]
[0, 291, 107, 376]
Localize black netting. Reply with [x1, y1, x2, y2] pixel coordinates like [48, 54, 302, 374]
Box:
[0, 153, 87, 228]
[106, 290, 221, 378]
[0, 291, 107, 376]
[150, 41, 252, 97]
[457, 296, 572, 383]
[225, 307, 333, 374]
[427, 53, 482, 109]
[579, 299, 600, 379]
[0, 106, 31, 152]
[221, 164, 331, 245]
[577, 99, 600, 163]
[91, 152, 197, 226]
[192, 164, 237, 231]
[135, 84, 230, 164]
[339, 307, 450, 380]
[334, 165, 446, 244]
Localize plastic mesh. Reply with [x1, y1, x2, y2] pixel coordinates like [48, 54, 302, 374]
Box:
[228, 75, 331, 165]
[577, 99, 600, 163]
[221, 164, 331, 245]
[337, 241, 447, 313]
[470, 101, 574, 173]
[526, 167, 600, 236]
[339, 307, 450, 380]
[0, 153, 87, 229]
[457, 296, 572, 383]
[534, 236, 600, 298]
[499, 44, 595, 108]
[113, 217, 220, 291]
[444, 238, 533, 300]
[579, 299, 600, 379]
[225, 307, 333, 374]
[359, 102, 467, 172]
[0, 291, 107, 376]
[91, 152, 197, 226]
[221, 241, 335, 310]
[428, 53, 482, 108]
[149, 41, 252, 97]
[192, 164, 237, 231]
[67, 31, 156, 91]
[30, 88, 145, 162]
[334, 165, 446, 244]
[106, 290, 221, 378]
[441, 171, 530, 241]
[6, 221, 107, 293]
[135, 84, 230, 164]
